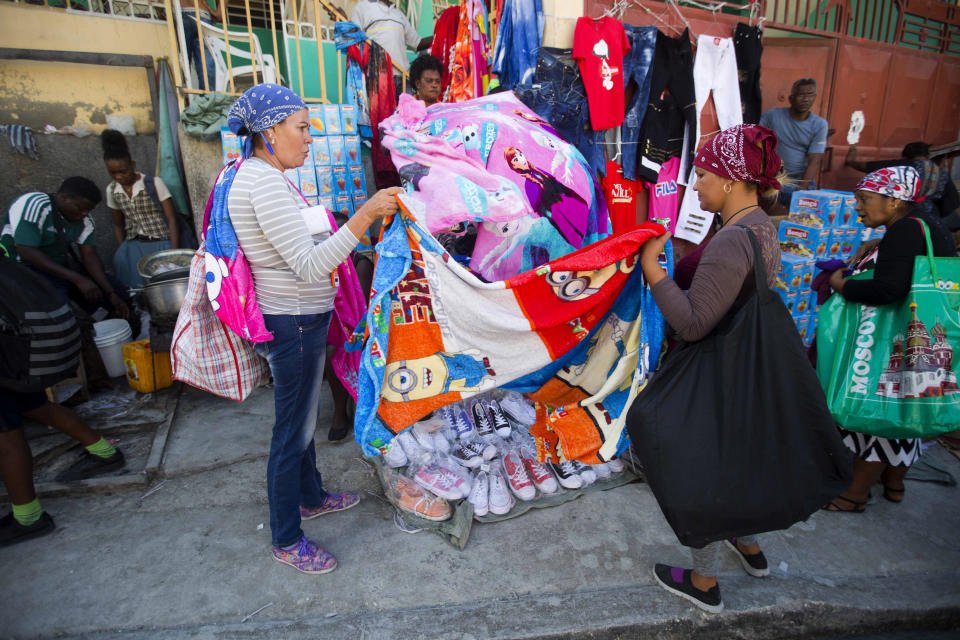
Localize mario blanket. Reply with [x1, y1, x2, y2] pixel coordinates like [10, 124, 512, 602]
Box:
[353, 201, 669, 464]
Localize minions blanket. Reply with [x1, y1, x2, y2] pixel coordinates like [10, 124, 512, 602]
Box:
[353, 201, 669, 464]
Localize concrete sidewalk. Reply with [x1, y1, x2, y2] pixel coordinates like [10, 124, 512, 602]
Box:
[1, 384, 959, 639]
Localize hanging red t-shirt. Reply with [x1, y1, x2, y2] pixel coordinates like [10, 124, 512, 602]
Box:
[573, 16, 630, 131]
[601, 160, 638, 234]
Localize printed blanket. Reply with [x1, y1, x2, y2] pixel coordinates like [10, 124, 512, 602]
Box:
[381, 93, 610, 281]
[353, 201, 668, 464]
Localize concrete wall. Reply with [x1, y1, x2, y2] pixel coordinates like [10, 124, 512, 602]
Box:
[543, 0, 583, 47]
[0, 4, 171, 134]
[0, 133, 158, 270]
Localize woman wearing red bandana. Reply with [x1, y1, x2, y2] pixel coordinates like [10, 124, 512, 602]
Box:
[822, 166, 956, 513]
[638, 124, 785, 614]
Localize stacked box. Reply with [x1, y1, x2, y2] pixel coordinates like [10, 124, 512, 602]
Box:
[788, 190, 845, 227]
[332, 166, 349, 195]
[312, 138, 330, 166]
[308, 105, 326, 136]
[779, 221, 831, 260]
[340, 105, 358, 134]
[323, 104, 342, 135]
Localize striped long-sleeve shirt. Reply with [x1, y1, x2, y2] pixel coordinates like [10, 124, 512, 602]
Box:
[229, 157, 359, 315]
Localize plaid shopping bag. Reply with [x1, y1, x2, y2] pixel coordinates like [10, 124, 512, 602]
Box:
[171, 245, 270, 401]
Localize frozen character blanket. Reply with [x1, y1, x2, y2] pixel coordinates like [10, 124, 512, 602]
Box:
[353, 200, 668, 464]
[380, 92, 610, 281]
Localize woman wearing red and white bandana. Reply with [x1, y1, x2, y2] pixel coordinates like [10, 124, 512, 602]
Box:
[639, 124, 785, 614]
[823, 166, 956, 513]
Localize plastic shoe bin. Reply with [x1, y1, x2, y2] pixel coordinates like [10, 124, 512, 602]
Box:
[93, 319, 132, 378]
[123, 339, 172, 393]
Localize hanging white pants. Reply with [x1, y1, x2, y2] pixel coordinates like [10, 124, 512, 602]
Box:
[675, 35, 744, 243]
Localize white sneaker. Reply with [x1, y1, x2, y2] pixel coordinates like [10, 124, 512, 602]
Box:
[397, 430, 428, 463]
[572, 460, 597, 486]
[607, 458, 624, 474]
[411, 425, 437, 452]
[593, 462, 612, 481]
[487, 469, 513, 515]
[520, 448, 558, 494]
[432, 431, 452, 454]
[499, 392, 536, 426]
[549, 461, 584, 489]
[382, 438, 408, 468]
[502, 449, 536, 501]
[468, 470, 489, 516]
[417, 413, 447, 432]
[414, 465, 465, 500]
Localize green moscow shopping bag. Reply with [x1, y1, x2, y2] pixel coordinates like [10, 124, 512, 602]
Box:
[817, 219, 960, 438]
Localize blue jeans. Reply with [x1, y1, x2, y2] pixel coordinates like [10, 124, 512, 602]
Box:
[255, 312, 331, 547]
[182, 10, 216, 91]
[620, 26, 658, 181]
[515, 48, 606, 176]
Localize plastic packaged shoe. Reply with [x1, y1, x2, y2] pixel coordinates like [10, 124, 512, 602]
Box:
[485, 399, 513, 438]
[381, 438, 408, 468]
[502, 449, 536, 501]
[593, 462, 612, 481]
[499, 392, 536, 426]
[571, 460, 597, 486]
[487, 469, 514, 515]
[519, 448, 558, 494]
[436, 459, 473, 498]
[549, 461, 584, 489]
[446, 406, 477, 441]
[470, 400, 496, 439]
[397, 430, 429, 464]
[414, 464, 466, 500]
[467, 470, 489, 517]
[607, 458, 625, 474]
[411, 424, 437, 452]
[468, 438, 498, 461]
[432, 430, 452, 454]
[391, 474, 452, 521]
[451, 440, 483, 468]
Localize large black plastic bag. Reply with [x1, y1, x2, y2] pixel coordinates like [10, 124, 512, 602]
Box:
[627, 228, 852, 548]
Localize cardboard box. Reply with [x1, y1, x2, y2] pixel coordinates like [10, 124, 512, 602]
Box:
[283, 168, 300, 189]
[332, 166, 349, 195]
[788, 190, 844, 227]
[340, 104, 358, 134]
[316, 167, 334, 196]
[827, 227, 845, 258]
[352, 192, 368, 212]
[344, 135, 361, 164]
[319, 195, 335, 213]
[308, 105, 325, 136]
[795, 314, 810, 341]
[328, 136, 346, 165]
[779, 221, 831, 259]
[821, 189, 857, 226]
[780, 242, 815, 291]
[840, 226, 860, 260]
[348, 164, 365, 194]
[221, 127, 242, 164]
[312, 138, 330, 166]
[298, 166, 318, 196]
[323, 104, 342, 135]
[334, 194, 353, 219]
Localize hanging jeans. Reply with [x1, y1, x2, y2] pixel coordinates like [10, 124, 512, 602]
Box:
[620, 25, 658, 181]
[182, 10, 217, 91]
[674, 35, 743, 245]
[515, 47, 607, 177]
[734, 23, 763, 125]
[636, 29, 696, 184]
[492, 0, 544, 89]
[255, 312, 332, 548]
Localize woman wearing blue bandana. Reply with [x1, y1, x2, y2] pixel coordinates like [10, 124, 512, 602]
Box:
[226, 84, 402, 573]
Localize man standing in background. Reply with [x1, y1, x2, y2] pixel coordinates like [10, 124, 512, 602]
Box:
[350, 0, 433, 94]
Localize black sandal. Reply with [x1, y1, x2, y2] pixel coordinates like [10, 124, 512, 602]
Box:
[883, 486, 905, 503]
[822, 495, 866, 513]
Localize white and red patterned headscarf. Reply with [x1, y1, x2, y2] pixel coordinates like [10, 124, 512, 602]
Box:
[693, 124, 782, 191]
[855, 166, 921, 202]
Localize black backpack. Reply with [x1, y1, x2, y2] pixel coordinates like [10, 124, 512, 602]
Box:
[0, 252, 82, 392]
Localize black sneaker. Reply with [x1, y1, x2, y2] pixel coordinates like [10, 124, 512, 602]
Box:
[470, 400, 496, 439]
[486, 400, 512, 438]
[55, 448, 126, 482]
[725, 538, 770, 577]
[652, 563, 724, 613]
[0, 511, 56, 547]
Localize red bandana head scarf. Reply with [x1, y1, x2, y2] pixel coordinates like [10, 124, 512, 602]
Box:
[693, 124, 782, 191]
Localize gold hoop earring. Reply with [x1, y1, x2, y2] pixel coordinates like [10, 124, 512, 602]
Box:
[723, 183, 733, 194]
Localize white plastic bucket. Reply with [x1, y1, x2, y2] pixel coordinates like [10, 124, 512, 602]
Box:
[93, 319, 133, 378]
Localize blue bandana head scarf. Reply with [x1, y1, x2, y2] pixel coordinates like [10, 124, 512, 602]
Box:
[227, 83, 307, 158]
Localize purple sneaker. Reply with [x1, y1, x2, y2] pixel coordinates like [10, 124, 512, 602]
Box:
[300, 492, 360, 520]
[272, 536, 337, 574]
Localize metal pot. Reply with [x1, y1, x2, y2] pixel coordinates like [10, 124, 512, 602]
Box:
[137, 249, 195, 281]
[138, 276, 189, 320]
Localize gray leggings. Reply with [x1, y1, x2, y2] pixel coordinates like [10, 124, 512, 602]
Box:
[691, 534, 758, 577]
